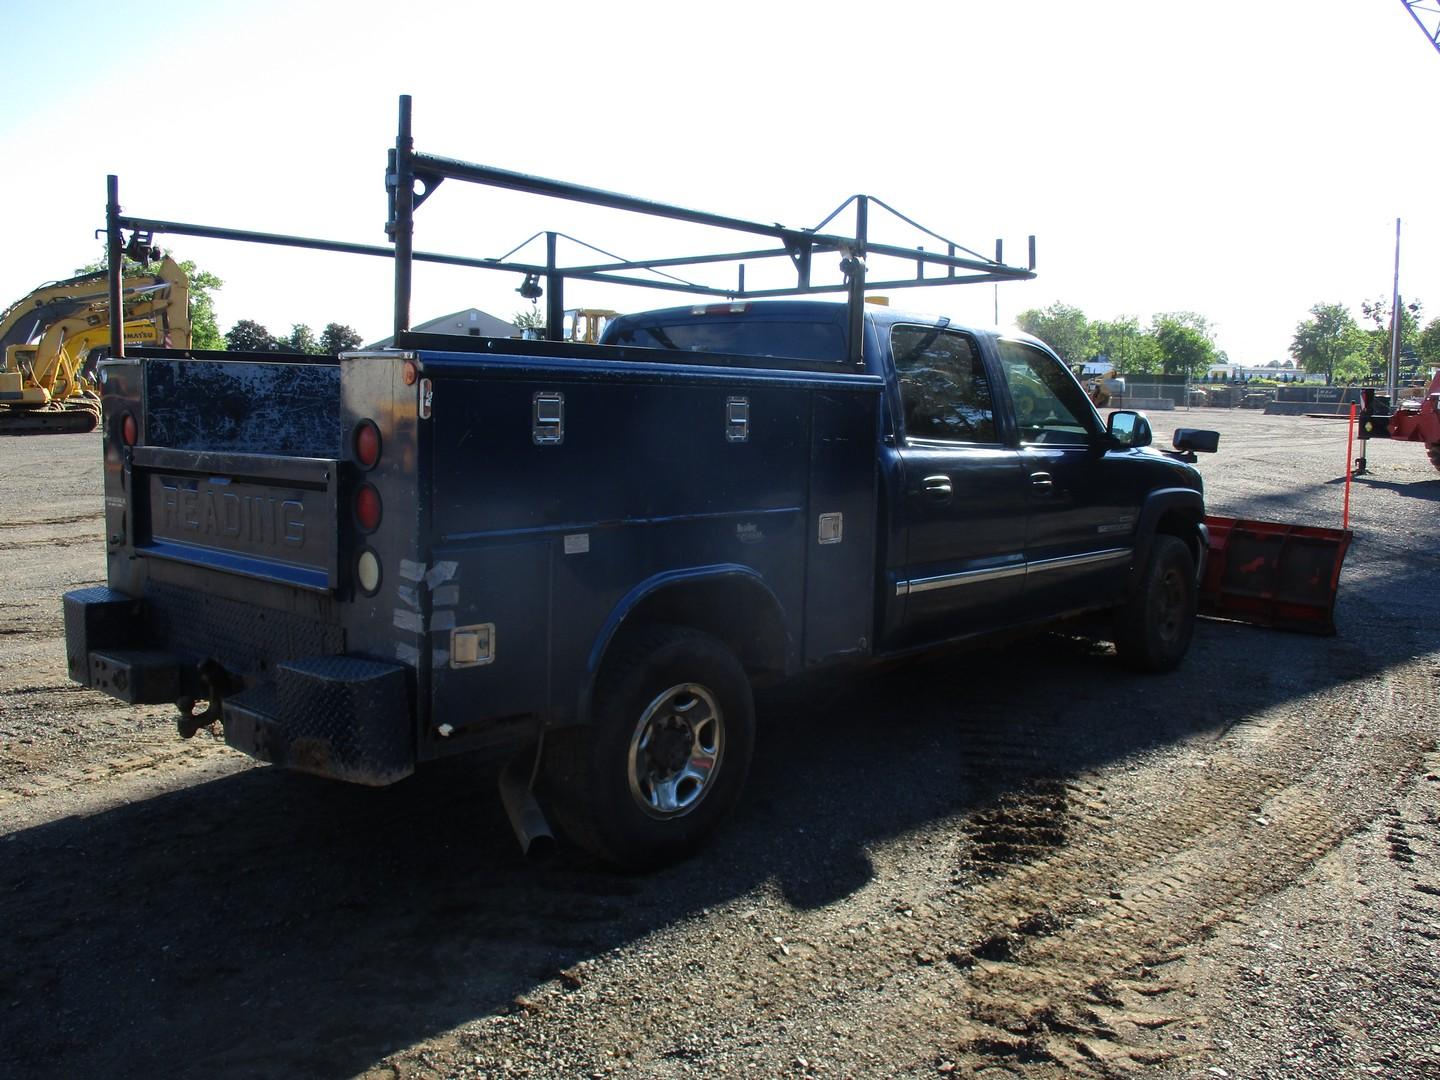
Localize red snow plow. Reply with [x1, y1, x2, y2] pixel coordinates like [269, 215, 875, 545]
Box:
[1199, 517, 1353, 636]
[1157, 428, 1354, 635]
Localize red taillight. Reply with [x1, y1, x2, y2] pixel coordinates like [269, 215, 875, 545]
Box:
[354, 484, 382, 532]
[121, 413, 138, 446]
[354, 420, 381, 469]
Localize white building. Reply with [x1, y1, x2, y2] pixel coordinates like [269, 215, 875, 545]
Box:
[367, 308, 517, 349]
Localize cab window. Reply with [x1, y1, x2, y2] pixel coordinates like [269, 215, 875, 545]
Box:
[891, 325, 996, 443]
[605, 318, 845, 361]
[996, 339, 1099, 446]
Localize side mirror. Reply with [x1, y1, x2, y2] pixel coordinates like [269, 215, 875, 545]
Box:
[1173, 428, 1219, 454]
[1107, 410, 1152, 448]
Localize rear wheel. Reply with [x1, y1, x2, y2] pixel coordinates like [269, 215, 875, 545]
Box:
[1427, 445, 1440, 473]
[544, 625, 755, 869]
[1114, 534, 1197, 673]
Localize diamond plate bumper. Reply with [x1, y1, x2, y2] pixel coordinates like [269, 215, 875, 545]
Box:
[63, 587, 414, 785]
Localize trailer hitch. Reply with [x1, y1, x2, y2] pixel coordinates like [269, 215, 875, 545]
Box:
[175, 660, 236, 739]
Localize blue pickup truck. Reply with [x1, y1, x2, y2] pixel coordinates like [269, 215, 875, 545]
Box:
[64, 95, 1217, 866]
[65, 296, 1214, 866]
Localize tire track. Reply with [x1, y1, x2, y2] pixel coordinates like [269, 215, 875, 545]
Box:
[0, 729, 236, 817]
[0, 511, 103, 529]
[888, 670, 1425, 1075]
[429, 664, 1428, 1080]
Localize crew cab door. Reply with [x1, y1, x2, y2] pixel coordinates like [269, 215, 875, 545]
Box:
[885, 324, 1030, 647]
[994, 338, 1134, 615]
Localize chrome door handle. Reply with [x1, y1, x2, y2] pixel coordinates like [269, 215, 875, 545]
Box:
[922, 474, 953, 499]
[1030, 471, 1054, 491]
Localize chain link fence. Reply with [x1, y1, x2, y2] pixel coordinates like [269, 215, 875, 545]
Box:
[1111, 382, 1374, 412]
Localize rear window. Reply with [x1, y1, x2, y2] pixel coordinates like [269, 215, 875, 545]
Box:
[604, 319, 845, 362]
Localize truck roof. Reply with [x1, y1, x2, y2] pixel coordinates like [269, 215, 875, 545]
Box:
[602, 299, 1018, 365]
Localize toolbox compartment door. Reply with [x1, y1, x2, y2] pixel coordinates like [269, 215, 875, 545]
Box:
[802, 389, 880, 663]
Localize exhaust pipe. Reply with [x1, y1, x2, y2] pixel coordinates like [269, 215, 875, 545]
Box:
[498, 753, 555, 859]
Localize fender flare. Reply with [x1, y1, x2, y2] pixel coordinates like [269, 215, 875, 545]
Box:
[575, 564, 791, 725]
[1132, 487, 1206, 588]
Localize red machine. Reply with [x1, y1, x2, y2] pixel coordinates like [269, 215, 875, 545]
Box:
[1361, 371, 1440, 472]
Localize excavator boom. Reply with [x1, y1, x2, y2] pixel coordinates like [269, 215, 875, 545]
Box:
[0, 258, 190, 435]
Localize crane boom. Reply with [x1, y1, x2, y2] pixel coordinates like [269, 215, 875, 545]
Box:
[1402, 1, 1440, 57]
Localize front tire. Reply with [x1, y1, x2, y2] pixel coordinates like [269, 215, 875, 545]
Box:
[545, 626, 755, 869]
[1114, 534, 1197, 673]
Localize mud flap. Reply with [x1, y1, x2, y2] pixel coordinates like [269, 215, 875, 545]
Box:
[1199, 516, 1353, 635]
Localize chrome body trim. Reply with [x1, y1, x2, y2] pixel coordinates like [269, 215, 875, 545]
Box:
[895, 547, 1131, 597]
[1024, 547, 1132, 576]
[895, 560, 1027, 596]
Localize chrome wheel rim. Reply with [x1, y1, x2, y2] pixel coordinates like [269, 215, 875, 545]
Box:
[627, 683, 724, 819]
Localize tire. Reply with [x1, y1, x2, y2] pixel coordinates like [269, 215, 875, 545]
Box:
[1427, 445, 1440, 474]
[544, 625, 755, 869]
[1113, 534, 1197, 673]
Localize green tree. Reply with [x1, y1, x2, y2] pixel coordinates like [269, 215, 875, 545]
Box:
[1156, 310, 1214, 339]
[1151, 313, 1216, 377]
[1015, 302, 1094, 365]
[287, 323, 323, 355]
[226, 319, 275, 352]
[1289, 303, 1364, 385]
[1092, 316, 1161, 375]
[513, 305, 546, 334]
[1333, 352, 1371, 385]
[319, 322, 363, 355]
[74, 252, 224, 351]
[1358, 297, 1423, 374]
[184, 264, 225, 350]
[1417, 317, 1440, 368]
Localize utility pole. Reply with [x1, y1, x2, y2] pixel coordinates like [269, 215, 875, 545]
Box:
[1388, 218, 1401, 408]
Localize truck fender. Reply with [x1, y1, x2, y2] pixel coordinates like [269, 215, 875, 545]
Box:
[1131, 487, 1207, 589]
[577, 565, 791, 726]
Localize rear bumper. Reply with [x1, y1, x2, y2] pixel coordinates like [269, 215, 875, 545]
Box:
[64, 587, 414, 785]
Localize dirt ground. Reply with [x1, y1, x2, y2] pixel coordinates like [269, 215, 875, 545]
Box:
[2, 408, 1437, 1079]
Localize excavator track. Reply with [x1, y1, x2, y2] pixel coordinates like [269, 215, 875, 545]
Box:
[0, 399, 100, 436]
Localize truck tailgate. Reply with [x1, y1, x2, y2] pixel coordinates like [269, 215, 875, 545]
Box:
[132, 446, 340, 591]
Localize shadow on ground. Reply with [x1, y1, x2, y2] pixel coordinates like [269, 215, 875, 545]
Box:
[1, 587, 1420, 1080]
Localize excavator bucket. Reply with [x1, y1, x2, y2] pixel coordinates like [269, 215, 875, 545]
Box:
[1199, 516, 1353, 635]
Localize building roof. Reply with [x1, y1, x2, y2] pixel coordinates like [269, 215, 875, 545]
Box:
[366, 307, 517, 349]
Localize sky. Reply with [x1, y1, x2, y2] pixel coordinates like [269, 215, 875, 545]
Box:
[3, 0, 1438, 362]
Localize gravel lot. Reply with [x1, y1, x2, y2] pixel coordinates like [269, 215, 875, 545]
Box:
[2, 407, 1437, 1079]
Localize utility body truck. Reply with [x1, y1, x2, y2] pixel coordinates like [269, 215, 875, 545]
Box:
[65, 98, 1216, 866]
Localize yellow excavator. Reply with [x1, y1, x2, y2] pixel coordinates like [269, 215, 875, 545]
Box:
[564, 308, 618, 344]
[1072, 362, 1125, 408]
[0, 257, 190, 434]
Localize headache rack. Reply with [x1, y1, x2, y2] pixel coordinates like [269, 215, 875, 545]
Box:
[104, 95, 1037, 367]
